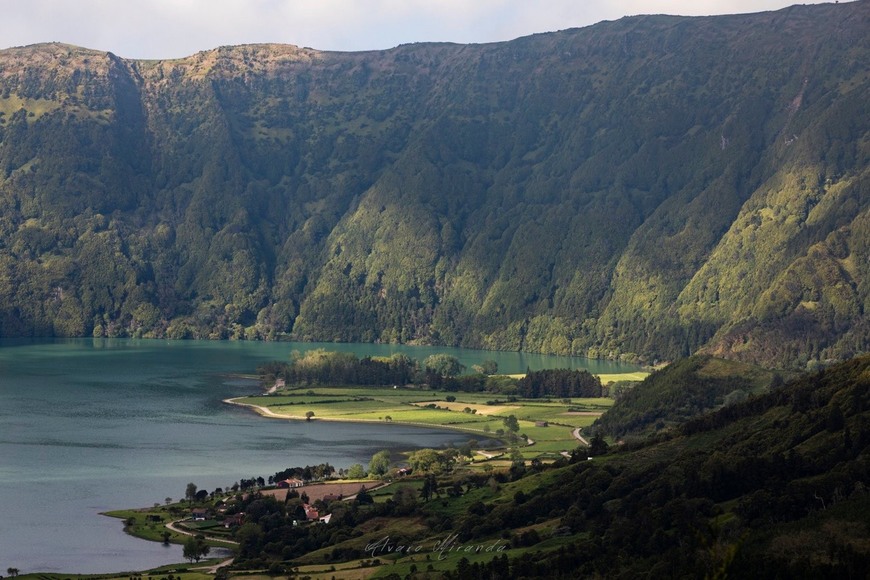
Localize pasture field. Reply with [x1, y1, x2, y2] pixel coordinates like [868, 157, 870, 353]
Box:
[231, 383, 616, 457]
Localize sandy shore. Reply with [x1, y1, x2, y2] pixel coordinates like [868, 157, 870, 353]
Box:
[223, 397, 313, 420]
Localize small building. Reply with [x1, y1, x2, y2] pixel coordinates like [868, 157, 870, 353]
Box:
[223, 513, 244, 528]
[277, 477, 305, 488]
[304, 504, 319, 520]
[191, 508, 209, 521]
[319, 513, 332, 524]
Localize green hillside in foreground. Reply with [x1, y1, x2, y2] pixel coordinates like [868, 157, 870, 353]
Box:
[137, 354, 868, 578]
[0, 2, 868, 368]
[594, 354, 779, 437]
[15, 355, 869, 578]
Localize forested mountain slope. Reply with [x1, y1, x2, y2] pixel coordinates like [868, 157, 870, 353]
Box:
[594, 355, 778, 437]
[0, 2, 867, 368]
[201, 354, 870, 577]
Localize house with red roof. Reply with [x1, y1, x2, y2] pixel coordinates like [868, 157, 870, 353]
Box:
[277, 477, 305, 488]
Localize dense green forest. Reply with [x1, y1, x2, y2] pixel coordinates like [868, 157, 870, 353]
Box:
[594, 355, 777, 437]
[177, 354, 870, 577]
[0, 2, 867, 368]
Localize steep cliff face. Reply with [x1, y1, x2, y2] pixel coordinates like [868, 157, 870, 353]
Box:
[0, 2, 867, 368]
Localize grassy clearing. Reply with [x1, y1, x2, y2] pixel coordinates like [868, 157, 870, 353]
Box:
[232, 387, 604, 457]
[597, 371, 650, 383]
[369, 479, 426, 501]
[102, 507, 186, 544]
[103, 506, 236, 548]
[503, 370, 650, 383]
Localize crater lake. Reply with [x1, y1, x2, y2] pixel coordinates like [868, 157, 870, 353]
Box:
[0, 338, 636, 573]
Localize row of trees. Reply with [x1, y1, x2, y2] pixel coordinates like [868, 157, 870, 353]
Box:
[271, 463, 336, 484]
[258, 349, 503, 388]
[517, 368, 602, 398]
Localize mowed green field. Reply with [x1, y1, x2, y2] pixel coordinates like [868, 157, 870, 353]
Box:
[233, 386, 615, 455]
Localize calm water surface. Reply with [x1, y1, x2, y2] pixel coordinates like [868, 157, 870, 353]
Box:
[0, 338, 636, 573]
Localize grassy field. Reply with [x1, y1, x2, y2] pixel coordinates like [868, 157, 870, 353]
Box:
[102, 506, 237, 546]
[231, 384, 616, 458]
[596, 371, 650, 383]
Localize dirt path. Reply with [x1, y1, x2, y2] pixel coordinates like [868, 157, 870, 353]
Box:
[572, 428, 590, 446]
[163, 521, 237, 571]
[166, 520, 239, 546]
[193, 556, 235, 574]
[265, 378, 284, 394]
[476, 449, 503, 459]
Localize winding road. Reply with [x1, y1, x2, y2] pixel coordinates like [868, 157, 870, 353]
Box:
[571, 428, 590, 446]
[165, 520, 237, 572]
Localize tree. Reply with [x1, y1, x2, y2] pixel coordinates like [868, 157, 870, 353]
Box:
[424, 354, 465, 378]
[161, 530, 171, 544]
[503, 414, 520, 433]
[770, 373, 785, 390]
[185, 482, 198, 503]
[420, 476, 433, 502]
[305, 410, 315, 421]
[827, 404, 845, 432]
[7, 568, 20, 578]
[355, 486, 374, 504]
[369, 450, 391, 477]
[346, 463, 367, 479]
[472, 360, 499, 375]
[183, 536, 210, 563]
[392, 485, 418, 512]
[588, 433, 609, 456]
[408, 448, 441, 473]
[235, 522, 265, 554]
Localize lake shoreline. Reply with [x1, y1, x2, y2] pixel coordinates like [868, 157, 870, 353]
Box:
[2, 338, 641, 574]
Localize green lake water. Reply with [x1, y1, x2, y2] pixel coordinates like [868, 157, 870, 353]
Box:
[0, 338, 637, 573]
